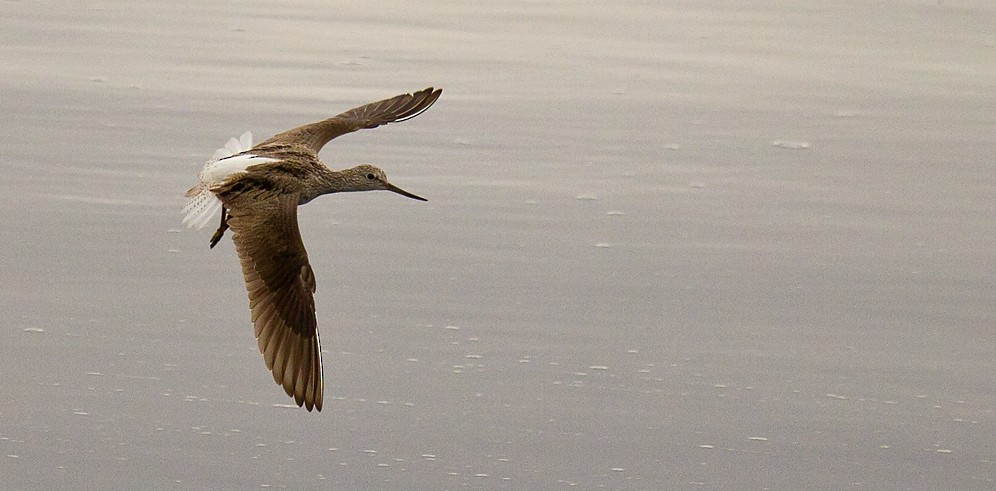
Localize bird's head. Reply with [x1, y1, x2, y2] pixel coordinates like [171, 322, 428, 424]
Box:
[345, 164, 427, 201]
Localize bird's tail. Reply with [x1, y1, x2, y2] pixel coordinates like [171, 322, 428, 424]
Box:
[181, 131, 253, 229]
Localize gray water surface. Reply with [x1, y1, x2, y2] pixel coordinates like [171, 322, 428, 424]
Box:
[1, 1, 994, 489]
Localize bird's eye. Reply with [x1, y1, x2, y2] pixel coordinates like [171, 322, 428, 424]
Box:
[366, 173, 376, 180]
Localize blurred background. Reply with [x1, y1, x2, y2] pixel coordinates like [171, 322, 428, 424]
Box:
[1, 1, 993, 488]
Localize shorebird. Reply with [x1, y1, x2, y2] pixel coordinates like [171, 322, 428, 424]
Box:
[182, 87, 441, 412]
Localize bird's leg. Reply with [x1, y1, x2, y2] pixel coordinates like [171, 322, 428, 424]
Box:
[209, 206, 230, 249]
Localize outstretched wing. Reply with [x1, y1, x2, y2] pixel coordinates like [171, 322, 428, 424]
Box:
[256, 87, 442, 154]
[224, 192, 324, 412]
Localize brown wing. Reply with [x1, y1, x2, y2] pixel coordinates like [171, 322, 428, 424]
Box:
[224, 192, 324, 412]
[256, 87, 442, 154]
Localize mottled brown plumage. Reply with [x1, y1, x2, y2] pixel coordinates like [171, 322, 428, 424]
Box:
[185, 88, 440, 411]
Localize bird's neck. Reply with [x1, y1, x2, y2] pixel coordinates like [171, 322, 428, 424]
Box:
[310, 166, 359, 199]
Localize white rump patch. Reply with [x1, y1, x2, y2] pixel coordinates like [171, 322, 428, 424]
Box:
[212, 131, 254, 161]
[182, 131, 278, 229]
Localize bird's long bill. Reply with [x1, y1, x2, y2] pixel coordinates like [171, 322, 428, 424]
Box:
[385, 182, 427, 201]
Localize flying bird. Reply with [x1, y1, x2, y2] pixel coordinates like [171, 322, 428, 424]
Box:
[182, 87, 441, 411]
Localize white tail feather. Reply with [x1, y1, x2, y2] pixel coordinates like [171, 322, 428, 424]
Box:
[182, 131, 255, 229]
[239, 131, 252, 150]
[181, 190, 223, 229]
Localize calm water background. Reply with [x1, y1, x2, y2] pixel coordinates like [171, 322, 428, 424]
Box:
[1, 1, 994, 489]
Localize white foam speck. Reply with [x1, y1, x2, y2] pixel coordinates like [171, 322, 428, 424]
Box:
[51, 194, 132, 206]
[772, 140, 810, 149]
